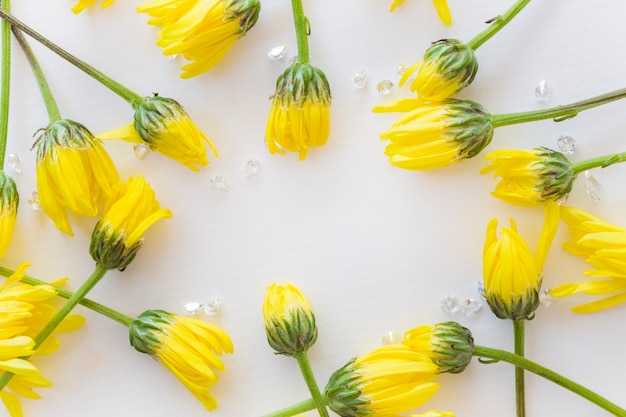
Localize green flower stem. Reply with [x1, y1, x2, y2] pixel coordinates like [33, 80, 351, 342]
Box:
[0, 264, 109, 391]
[474, 345, 626, 416]
[261, 398, 317, 417]
[572, 152, 626, 175]
[0, 0, 9, 168]
[291, 0, 309, 64]
[0, 9, 142, 106]
[295, 351, 330, 417]
[492, 88, 626, 128]
[466, 0, 531, 50]
[513, 320, 526, 417]
[11, 27, 62, 122]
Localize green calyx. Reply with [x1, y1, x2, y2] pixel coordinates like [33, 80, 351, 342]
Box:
[485, 286, 541, 321]
[0, 171, 18, 214]
[531, 147, 575, 202]
[272, 63, 332, 108]
[129, 309, 172, 356]
[225, 0, 261, 36]
[265, 306, 318, 356]
[90, 223, 143, 271]
[133, 95, 185, 147]
[324, 359, 371, 417]
[444, 99, 494, 161]
[430, 321, 475, 374]
[33, 119, 98, 161]
[424, 39, 478, 90]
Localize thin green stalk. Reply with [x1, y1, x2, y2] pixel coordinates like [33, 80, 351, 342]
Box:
[466, 0, 531, 50]
[0, 0, 11, 168]
[295, 351, 330, 417]
[572, 151, 626, 175]
[261, 398, 316, 417]
[0, 9, 142, 106]
[0, 264, 109, 390]
[492, 88, 626, 127]
[513, 320, 526, 417]
[291, 0, 309, 64]
[11, 27, 61, 122]
[474, 345, 626, 416]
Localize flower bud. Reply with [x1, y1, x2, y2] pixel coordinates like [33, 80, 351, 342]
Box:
[0, 171, 18, 258]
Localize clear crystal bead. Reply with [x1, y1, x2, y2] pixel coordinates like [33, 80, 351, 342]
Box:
[267, 45, 287, 61]
[133, 143, 149, 160]
[353, 69, 367, 89]
[204, 297, 221, 316]
[287, 55, 298, 66]
[210, 176, 229, 190]
[476, 281, 486, 298]
[459, 299, 482, 316]
[557, 135, 576, 154]
[584, 171, 603, 202]
[535, 79, 551, 102]
[556, 195, 569, 205]
[166, 54, 179, 60]
[183, 302, 204, 316]
[440, 295, 459, 314]
[6, 153, 22, 174]
[396, 64, 407, 76]
[376, 80, 394, 95]
[539, 289, 554, 307]
[28, 191, 41, 211]
[381, 331, 403, 346]
[244, 159, 261, 177]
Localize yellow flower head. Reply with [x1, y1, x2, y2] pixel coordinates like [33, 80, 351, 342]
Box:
[90, 176, 172, 270]
[33, 119, 120, 236]
[373, 98, 493, 170]
[72, 0, 116, 14]
[389, 0, 452, 26]
[137, 0, 261, 78]
[400, 39, 478, 102]
[403, 322, 474, 374]
[263, 282, 317, 356]
[0, 172, 18, 258]
[481, 147, 575, 206]
[99, 95, 217, 171]
[129, 309, 233, 411]
[266, 62, 332, 160]
[482, 202, 559, 320]
[325, 344, 439, 417]
[551, 207, 626, 313]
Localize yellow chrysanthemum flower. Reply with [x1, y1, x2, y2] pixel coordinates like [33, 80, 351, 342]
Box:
[90, 176, 172, 270]
[33, 119, 120, 236]
[403, 322, 474, 374]
[481, 147, 575, 206]
[0, 172, 18, 258]
[483, 202, 559, 321]
[373, 98, 493, 170]
[129, 309, 233, 411]
[266, 63, 332, 160]
[389, 0, 452, 25]
[263, 282, 317, 356]
[551, 207, 626, 313]
[99, 95, 217, 171]
[325, 344, 439, 417]
[137, 0, 261, 78]
[71, 0, 116, 14]
[400, 39, 478, 102]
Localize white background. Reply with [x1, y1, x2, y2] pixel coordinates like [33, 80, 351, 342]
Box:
[3, 1, 626, 416]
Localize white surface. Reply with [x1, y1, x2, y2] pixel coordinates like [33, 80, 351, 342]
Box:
[3, 1, 626, 416]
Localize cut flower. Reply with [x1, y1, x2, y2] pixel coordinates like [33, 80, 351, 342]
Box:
[0, 172, 18, 258]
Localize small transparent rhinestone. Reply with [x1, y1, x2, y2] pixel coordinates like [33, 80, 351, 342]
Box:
[287, 55, 298, 66]
[204, 297, 221, 316]
[7, 153, 22, 174]
[459, 299, 482, 316]
[440, 295, 459, 314]
[267, 45, 287, 61]
[535, 79, 551, 102]
[381, 331, 403, 346]
[133, 143, 149, 160]
[28, 191, 41, 211]
[557, 135, 576, 154]
[477, 281, 486, 298]
[211, 176, 229, 190]
[396, 64, 407, 76]
[584, 171, 603, 202]
[166, 54, 179, 60]
[353, 69, 367, 89]
[244, 159, 261, 177]
[540, 289, 554, 307]
[183, 302, 204, 316]
[556, 195, 569, 205]
[376, 80, 394, 95]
